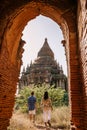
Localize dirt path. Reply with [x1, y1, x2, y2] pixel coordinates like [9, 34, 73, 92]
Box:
[28, 124, 64, 130]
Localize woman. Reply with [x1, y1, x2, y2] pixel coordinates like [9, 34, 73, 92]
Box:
[41, 91, 53, 127]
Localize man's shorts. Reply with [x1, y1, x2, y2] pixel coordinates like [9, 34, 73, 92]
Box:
[29, 109, 36, 115]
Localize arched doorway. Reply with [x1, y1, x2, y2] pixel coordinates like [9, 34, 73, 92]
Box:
[0, 1, 85, 129]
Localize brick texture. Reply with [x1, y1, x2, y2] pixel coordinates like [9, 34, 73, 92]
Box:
[0, 0, 87, 130]
[78, 0, 87, 129]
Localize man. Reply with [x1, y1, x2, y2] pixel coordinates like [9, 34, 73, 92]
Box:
[28, 91, 36, 125]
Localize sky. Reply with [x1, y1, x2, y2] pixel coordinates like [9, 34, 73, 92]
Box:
[21, 15, 67, 75]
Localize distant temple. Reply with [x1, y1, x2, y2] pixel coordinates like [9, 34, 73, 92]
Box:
[19, 38, 67, 90]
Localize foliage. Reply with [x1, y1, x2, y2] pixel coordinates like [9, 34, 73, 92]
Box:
[15, 84, 69, 113]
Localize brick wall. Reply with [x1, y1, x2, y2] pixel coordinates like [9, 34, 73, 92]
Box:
[0, 47, 19, 129]
[0, 0, 87, 130]
[69, 33, 84, 130]
[78, 0, 87, 129]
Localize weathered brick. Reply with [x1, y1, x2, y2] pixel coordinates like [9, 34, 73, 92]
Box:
[0, 0, 87, 130]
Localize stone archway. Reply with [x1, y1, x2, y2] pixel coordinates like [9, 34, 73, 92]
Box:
[0, 1, 86, 130]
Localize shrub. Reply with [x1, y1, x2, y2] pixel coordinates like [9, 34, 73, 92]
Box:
[15, 85, 68, 113]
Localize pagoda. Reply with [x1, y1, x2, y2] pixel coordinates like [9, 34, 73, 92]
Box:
[19, 38, 67, 90]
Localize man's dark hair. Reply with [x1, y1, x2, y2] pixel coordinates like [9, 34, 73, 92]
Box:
[31, 91, 34, 95]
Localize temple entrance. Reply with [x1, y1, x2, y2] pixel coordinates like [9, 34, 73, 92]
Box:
[8, 15, 69, 129]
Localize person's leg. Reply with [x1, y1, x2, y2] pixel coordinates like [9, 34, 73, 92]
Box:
[48, 120, 51, 127]
[47, 110, 51, 127]
[43, 111, 48, 127]
[33, 114, 35, 124]
[29, 114, 32, 122]
[32, 110, 36, 124]
[45, 122, 47, 127]
[29, 111, 34, 124]
[29, 112, 33, 128]
[29, 111, 32, 121]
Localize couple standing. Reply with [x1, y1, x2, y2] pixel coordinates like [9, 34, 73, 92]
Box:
[28, 91, 53, 127]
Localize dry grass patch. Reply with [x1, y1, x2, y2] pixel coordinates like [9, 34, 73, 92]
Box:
[8, 111, 37, 130]
[51, 106, 70, 129]
[8, 106, 70, 130]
